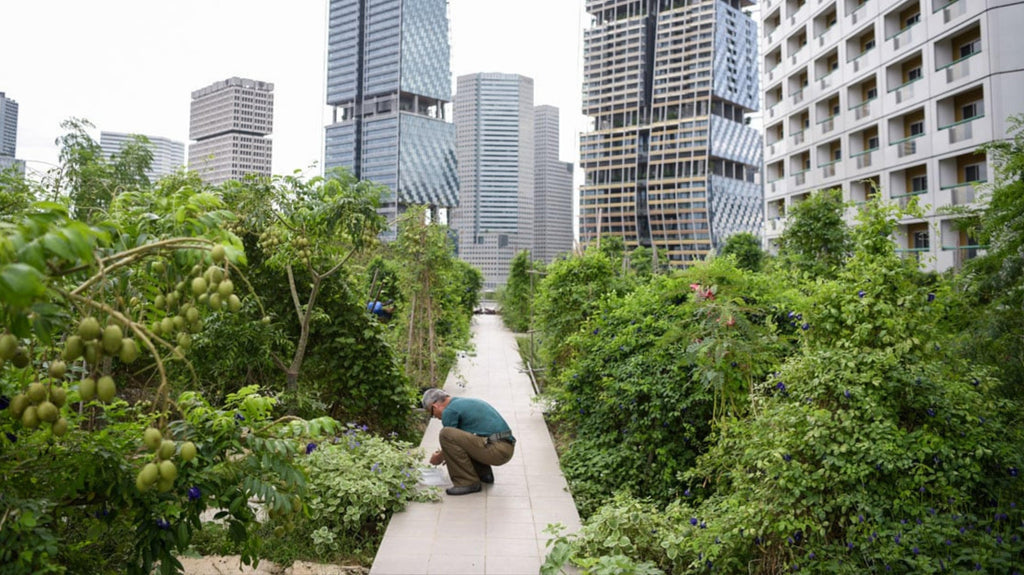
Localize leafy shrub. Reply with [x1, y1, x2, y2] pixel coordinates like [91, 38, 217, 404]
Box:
[255, 425, 438, 564]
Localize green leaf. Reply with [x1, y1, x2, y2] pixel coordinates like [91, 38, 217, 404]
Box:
[0, 263, 47, 307]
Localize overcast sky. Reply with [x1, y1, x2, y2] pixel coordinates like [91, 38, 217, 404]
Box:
[3, 0, 589, 179]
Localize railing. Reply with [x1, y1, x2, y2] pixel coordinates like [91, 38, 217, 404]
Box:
[768, 179, 782, 193]
[818, 69, 837, 91]
[794, 169, 809, 186]
[768, 216, 785, 231]
[792, 129, 806, 145]
[891, 133, 924, 158]
[817, 115, 837, 134]
[849, 47, 876, 73]
[791, 88, 805, 105]
[816, 25, 837, 48]
[767, 101, 780, 119]
[891, 190, 927, 209]
[940, 181, 983, 206]
[940, 115, 983, 144]
[852, 148, 877, 169]
[934, 0, 967, 24]
[849, 0, 869, 24]
[940, 51, 980, 83]
[819, 159, 840, 178]
[896, 247, 928, 264]
[890, 77, 922, 104]
[850, 97, 875, 120]
[943, 244, 984, 269]
[887, 21, 920, 51]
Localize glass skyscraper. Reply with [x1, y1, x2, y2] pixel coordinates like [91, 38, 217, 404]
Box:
[579, 0, 763, 266]
[451, 73, 535, 290]
[325, 0, 458, 221]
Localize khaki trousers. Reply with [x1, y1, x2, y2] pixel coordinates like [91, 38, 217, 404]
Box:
[439, 426, 515, 486]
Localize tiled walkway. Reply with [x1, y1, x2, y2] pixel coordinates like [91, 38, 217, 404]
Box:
[369, 314, 582, 575]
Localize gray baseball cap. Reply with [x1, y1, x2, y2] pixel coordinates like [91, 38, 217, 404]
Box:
[421, 388, 449, 410]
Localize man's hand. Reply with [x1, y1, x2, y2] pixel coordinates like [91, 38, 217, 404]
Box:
[429, 450, 445, 465]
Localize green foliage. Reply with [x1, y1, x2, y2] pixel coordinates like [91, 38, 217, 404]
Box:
[719, 232, 765, 272]
[548, 198, 1024, 573]
[244, 425, 437, 564]
[390, 206, 476, 390]
[777, 188, 852, 278]
[548, 257, 800, 515]
[500, 250, 540, 333]
[533, 248, 619, 373]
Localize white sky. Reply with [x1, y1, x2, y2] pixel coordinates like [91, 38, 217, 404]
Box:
[2, 0, 590, 179]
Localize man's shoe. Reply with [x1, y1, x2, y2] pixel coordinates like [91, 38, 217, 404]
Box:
[480, 470, 494, 484]
[446, 483, 482, 496]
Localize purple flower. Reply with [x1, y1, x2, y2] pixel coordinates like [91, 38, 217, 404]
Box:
[592, 328, 599, 335]
[360, 424, 369, 431]
[234, 413, 245, 422]
[801, 323, 810, 331]
[1010, 467, 1019, 477]
[858, 290, 866, 298]
[912, 546, 919, 555]
[684, 489, 691, 497]
[188, 486, 201, 501]
[808, 552, 815, 559]
[858, 514, 864, 523]
[783, 454, 792, 462]
[927, 293, 935, 302]
[788, 311, 796, 318]
[776, 382, 786, 392]
[844, 390, 851, 399]
[894, 534, 901, 544]
[156, 519, 171, 530]
[847, 542, 854, 550]
[306, 442, 317, 454]
[690, 517, 698, 526]
[926, 408, 936, 417]
[371, 462, 381, 473]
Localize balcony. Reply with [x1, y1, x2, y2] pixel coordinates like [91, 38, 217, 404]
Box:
[939, 181, 980, 206]
[817, 69, 838, 91]
[891, 133, 925, 158]
[889, 77, 922, 104]
[939, 115, 983, 144]
[891, 190, 927, 209]
[767, 216, 786, 232]
[791, 129, 806, 146]
[819, 158, 840, 178]
[850, 97, 876, 121]
[887, 21, 920, 52]
[849, 48, 878, 75]
[934, 0, 967, 24]
[817, 114, 837, 135]
[793, 168, 810, 186]
[791, 88, 805, 105]
[944, 244, 983, 269]
[896, 248, 929, 264]
[851, 148, 877, 169]
[939, 51, 980, 84]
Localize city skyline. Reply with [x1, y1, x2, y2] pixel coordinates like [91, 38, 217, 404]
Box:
[1, 0, 587, 185]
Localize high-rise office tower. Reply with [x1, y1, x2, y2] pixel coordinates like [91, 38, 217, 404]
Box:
[101, 132, 185, 181]
[579, 0, 762, 266]
[1, 92, 18, 158]
[451, 73, 535, 290]
[762, 0, 1024, 272]
[0, 92, 24, 175]
[534, 105, 575, 264]
[325, 0, 458, 223]
[188, 77, 274, 186]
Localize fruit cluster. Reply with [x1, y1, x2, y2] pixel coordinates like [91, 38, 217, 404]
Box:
[136, 427, 197, 493]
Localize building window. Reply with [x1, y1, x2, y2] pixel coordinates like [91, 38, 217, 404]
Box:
[959, 38, 981, 59]
[910, 120, 925, 136]
[911, 174, 927, 191]
[913, 230, 930, 250]
[961, 102, 981, 120]
[907, 67, 923, 81]
[964, 164, 982, 182]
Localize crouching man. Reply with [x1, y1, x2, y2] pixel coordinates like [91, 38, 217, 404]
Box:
[422, 388, 516, 495]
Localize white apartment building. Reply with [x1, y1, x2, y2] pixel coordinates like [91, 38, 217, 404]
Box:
[100, 131, 185, 181]
[188, 77, 274, 185]
[762, 0, 1024, 271]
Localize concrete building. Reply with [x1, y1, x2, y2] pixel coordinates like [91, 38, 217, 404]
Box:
[101, 132, 185, 181]
[188, 77, 274, 185]
[579, 0, 763, 266]
[0, 92, 25, 175]
[534, 105, 575, 264]
[762, 0, 1024, 271]
[451, 73, 535, 290]
[324, 0, 458, 225]
[1, 92, 17, 158]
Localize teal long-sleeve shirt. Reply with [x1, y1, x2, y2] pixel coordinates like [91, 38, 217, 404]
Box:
[441, 397, 514, 440]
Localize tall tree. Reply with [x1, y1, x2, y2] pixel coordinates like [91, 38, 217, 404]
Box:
[776, 187, 852, 278]
[719, 232, 765, 272]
